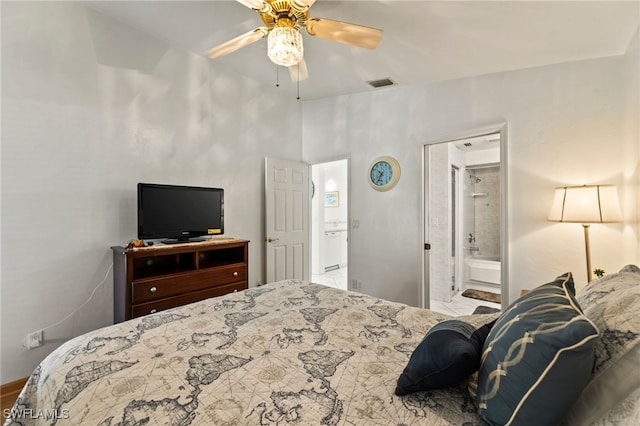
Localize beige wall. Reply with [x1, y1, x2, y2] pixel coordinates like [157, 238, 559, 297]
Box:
[0, 2, 301, 383]
[302, 33, 639, 306]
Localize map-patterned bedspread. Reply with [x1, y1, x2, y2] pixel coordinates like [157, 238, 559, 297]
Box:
[6, 280, 489, 425]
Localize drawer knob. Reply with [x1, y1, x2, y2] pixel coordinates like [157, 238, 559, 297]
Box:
[232, 271, 238, 277]
[150, 309, 157, 314]
[150, 286, 157, 293]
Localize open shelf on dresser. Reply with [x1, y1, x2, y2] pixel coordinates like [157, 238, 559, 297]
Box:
[111, 238, 249, 323]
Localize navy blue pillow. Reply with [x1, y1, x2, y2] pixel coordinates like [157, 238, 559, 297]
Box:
[395, 319, 495, 395]
[477, 273, 599, 426]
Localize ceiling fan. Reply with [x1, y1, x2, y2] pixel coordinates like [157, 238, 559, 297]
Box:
[206, 0, 383, 82]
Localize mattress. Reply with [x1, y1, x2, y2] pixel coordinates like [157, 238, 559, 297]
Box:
[5, 280, 489, 425]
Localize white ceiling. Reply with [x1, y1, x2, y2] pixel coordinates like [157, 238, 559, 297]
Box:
[89, 1, 640, 100]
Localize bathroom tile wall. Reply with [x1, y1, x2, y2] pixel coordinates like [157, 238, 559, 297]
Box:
[470, 166, 501, 257]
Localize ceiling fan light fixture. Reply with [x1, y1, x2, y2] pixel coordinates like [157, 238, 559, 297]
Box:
[267, 23, 304, 67]
[208, 0, 383, 83]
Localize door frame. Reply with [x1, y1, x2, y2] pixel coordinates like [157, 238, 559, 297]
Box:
[420, 123, 509, 309]
[451, 164, 463, 295]
[309, 154, 351, 289]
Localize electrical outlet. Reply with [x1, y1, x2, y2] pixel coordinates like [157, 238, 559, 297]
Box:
[255, 280, 263, 287]
[24, 330, 43, 349]
[350, 279, 363, 291]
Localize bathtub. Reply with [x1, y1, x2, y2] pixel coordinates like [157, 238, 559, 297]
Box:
[465, 255, 501, 285]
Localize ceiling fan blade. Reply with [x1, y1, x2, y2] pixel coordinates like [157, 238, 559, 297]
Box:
[207, 28, 268, 59]
[306, 18, 382, 50]
[289, 58, 309, 82]
[291, 0, 316, 8]
[236, 0, 267, 11]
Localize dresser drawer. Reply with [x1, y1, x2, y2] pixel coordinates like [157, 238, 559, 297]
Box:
[131, 281, 247, 318]
[132, 263, 246, 304]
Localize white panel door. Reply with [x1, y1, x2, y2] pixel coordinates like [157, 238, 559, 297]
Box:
[265, 157, 310, 283]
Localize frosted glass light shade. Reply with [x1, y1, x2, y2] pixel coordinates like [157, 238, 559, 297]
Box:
[267, 26, 303, 67]
[548, 185, 623, 223]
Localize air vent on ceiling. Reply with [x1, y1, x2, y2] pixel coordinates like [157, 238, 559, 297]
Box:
[367, 78, 395, 88]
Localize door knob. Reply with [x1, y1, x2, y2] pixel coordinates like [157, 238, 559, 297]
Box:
[267, 236, 279, 243]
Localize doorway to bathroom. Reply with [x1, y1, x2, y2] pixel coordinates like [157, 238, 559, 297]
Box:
[311, 158, 349, 290]
[422, 126, 508, 315]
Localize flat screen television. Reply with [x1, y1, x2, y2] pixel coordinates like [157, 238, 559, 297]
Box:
[138, 183, 224, 244]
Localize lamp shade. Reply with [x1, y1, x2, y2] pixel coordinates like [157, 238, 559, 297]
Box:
[548, 184, 623, 223]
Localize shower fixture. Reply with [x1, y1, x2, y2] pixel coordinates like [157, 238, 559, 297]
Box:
[468, 174, 482, 183]
[465, 234, 479, 253]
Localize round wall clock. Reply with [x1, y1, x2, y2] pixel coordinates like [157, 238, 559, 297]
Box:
[368, 156, 401, 191]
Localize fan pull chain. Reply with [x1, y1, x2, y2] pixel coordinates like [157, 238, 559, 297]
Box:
[274, 65, 301, 100]
[297, 65, 300, 100]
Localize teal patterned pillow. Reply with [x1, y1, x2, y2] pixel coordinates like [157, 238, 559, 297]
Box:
[477, 273, 599, 426]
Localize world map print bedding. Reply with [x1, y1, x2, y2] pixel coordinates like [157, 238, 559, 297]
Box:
[6, 280, 493, 426]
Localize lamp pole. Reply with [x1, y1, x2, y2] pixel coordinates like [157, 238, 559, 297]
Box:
[583, 224, 592, 282]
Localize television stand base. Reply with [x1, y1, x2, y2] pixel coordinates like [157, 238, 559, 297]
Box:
[111, 238, 249, 322]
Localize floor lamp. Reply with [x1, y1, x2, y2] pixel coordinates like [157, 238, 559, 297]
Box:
[548, 184, 623, 282]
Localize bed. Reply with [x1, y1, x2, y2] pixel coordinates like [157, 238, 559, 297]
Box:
[5, 265, 640, 425]
[4, 280, 496, 425]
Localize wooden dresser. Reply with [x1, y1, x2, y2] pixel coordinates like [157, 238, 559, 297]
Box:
[111, 238, 249, 323]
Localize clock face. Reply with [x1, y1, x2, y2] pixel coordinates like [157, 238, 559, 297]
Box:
[370, 161, 393, 186]
[368, 156, 401, 191]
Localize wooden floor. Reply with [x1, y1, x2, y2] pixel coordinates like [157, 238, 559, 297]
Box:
[1, 378, 27, 414]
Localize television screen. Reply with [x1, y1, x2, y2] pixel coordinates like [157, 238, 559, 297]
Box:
[138, 183, 224, 243]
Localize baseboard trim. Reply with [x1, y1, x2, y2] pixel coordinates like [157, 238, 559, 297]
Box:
[1, 377, 28, 413]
